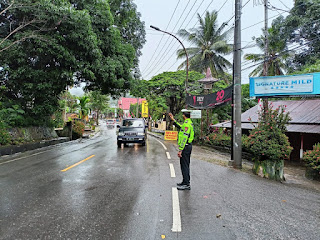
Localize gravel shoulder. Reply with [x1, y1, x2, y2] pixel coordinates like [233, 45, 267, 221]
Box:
[192, 144, 320, 193]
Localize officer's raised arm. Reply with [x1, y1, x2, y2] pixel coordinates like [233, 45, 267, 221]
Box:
[169, 112, 182, 128]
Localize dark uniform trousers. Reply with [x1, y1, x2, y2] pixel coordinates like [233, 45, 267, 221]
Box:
[180, 143, 192, 185]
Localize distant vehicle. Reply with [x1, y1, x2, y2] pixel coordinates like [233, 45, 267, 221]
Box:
[117, 118, 147, 147]
[106, 119, 115, 128]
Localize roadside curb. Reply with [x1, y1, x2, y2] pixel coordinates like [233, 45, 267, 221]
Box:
[0, 137, 70, 157]
[0, 125, 102, 158]
[147, 131, 164, 140]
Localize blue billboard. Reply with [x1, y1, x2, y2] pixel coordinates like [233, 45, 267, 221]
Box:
[250, 72, 320, 97]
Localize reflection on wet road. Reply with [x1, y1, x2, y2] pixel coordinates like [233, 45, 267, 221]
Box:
[1, 120, 319, 239]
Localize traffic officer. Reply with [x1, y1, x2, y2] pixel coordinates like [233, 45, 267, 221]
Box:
[169, 109, 194, 190]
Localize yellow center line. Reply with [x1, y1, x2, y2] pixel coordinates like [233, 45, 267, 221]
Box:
[61, 155, 95, 172]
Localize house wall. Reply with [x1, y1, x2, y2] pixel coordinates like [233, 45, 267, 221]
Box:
[287, 132, 320, 162]
[303, 133, 320, 150]
[286, 133, 301, 162]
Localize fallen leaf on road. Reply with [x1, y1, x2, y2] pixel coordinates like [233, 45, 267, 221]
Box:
[282, 200, 287, 202]
[216, 214, 222, 218]
[161, 235, 166, 239]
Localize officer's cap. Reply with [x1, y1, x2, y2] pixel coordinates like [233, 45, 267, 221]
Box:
[181, 109, 192, 113]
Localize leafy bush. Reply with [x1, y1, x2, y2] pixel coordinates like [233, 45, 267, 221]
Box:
[0, 104, 25, 127]
[72, 120, 85, 139]
[243, 128, 292, 161]
[303, 143, 320, 171]
[242, 102, 293, 162]
[204, 128, 231, 147]
[0, 121, 11, 145]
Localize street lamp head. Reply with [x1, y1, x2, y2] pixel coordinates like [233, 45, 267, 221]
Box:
[150, 25, 160, 31]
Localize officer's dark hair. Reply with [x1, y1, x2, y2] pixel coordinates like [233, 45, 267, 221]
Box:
[183, 112, 191, 118]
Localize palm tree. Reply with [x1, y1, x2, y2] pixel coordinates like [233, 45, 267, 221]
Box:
[244, 17, 290, 77]
[177, 11, 233, 81]
[77, 96, 90, 120]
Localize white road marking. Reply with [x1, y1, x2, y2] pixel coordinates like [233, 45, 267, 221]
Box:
[169, 163, 176, 178]
[0, 150, 51, 166]
[171, 187, 182, 232]
[154, 138, 167, 150]
[166, 152, 171, 160]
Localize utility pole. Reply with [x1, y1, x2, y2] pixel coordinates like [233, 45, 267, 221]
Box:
[263, 0, 269, 115]
[232, 0, 242, 168]
[264, 0, 269, 76]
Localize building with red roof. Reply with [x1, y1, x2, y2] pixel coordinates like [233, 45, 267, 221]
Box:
[118, 97, 146, 118]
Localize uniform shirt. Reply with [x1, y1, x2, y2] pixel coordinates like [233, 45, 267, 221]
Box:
[175, 118, 194, 151]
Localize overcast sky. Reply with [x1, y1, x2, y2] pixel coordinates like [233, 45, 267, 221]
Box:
[135, 0, 294, 84]
[70, 0, 294, 96]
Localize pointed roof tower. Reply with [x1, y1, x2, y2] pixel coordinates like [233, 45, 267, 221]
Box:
[198, 68, 219, 89]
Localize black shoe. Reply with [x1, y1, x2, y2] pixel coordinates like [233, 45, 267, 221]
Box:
[177, 182, 190, 186]
[177, 185, 191, 190]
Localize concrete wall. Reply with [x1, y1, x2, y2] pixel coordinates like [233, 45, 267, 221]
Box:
[8, 127, 58, 142]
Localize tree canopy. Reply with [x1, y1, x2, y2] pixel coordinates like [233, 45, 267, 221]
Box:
[131, 71, 204, 120]
[244, 0, 320, 75]
[244, 16, 290, 77]
[284, 0, 320, 72]
[177, 11, 232, 81]
[0, 0, 145, 127]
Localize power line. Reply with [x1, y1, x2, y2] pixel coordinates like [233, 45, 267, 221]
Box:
[143, 0, 193, 78]
[153, 0, 235, 77]
[217, 0, 228, 13]
[149, 0, 218, 77]
[278, 0, 290, 10]
[180, 0, 206, 32]
[140, 0, 181, 75]
[225, 0, 251, 43]
[144, 0, 206, 79]
[242, 0, 310, 32]
[240, 17, 320, 69]
[241, 35, 320, 72]
[267, 2, 290, 13]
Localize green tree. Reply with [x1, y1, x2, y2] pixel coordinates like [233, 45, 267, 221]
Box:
[244, 16, 290, 77]
[109, 0, 146, 79]
[0, 0, 101, 126]
[116, 108, 124, 119]
[61, 91, 78, 113]
[77, 96, 90, 120]
[241, 84, 258, 113]
[69, 0, 136, 96]
[0, 0, 141, 127]
[147, 71, 204, 118]
[88, 91, 109, 125]
[177, 11, 232, 81]
[284, 0, 320, 72]
[291, 60, 320, 74]
[129, 103, 141, 118]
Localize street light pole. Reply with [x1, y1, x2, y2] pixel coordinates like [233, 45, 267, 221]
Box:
[150, 25, 189, 93]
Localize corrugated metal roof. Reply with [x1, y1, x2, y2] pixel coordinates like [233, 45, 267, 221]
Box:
[214, 99, 320, 134]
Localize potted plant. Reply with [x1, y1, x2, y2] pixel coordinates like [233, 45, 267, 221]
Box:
[243, 102, 293, 181]
[303, 143, 320, 181]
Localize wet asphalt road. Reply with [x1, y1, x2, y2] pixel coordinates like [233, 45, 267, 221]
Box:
[0, 121, 319, 240]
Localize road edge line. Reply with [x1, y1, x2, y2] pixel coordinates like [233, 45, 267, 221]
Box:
[171, 187, 182, 232]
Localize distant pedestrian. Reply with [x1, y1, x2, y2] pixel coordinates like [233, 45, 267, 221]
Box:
[169, 109, 194, 190]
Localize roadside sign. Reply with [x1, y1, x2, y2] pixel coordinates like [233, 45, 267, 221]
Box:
[164, 131, 178, 141]
[141, 100, 148, 118]
[190, 110, 201, 119]
[249, 72, 320, 97]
